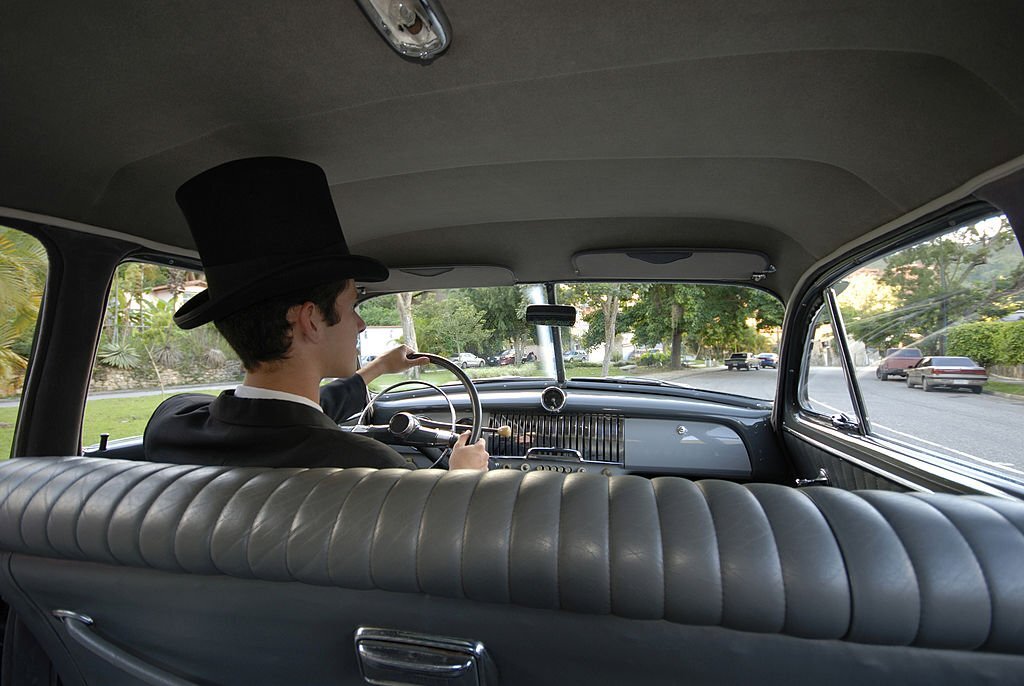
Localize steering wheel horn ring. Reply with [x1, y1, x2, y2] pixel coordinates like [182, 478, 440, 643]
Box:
[353, 352, 484, 467]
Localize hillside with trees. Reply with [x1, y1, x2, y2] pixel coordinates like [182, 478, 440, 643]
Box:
[841, 216, 1024, 357]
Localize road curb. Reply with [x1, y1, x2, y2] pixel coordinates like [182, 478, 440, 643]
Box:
[984, 390, 1024, 402]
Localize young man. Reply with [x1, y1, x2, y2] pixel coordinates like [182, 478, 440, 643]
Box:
[143, 157, 489, 471]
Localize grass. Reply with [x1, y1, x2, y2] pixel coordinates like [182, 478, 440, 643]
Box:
[985, 380, 1024, 397]
[0, 392, 217, 458]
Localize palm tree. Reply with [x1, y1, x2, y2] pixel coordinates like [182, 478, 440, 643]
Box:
[0, 227, 48, 396]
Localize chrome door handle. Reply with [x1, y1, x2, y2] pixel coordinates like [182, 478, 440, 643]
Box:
[795, 467, 831, 487]
[355, 628, 494, 686]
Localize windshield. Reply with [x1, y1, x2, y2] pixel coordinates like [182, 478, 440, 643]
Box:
[358, 283, 783, 400]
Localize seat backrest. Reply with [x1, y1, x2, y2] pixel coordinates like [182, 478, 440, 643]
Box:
[0, 457, 1022, 685]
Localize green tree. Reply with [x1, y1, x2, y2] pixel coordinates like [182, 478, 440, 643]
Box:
[683, 286, 762, 358]
[626, 285, 780, 362]
[460, 286, 534, 355]
[562, 284, 635, 375]
[412, 294, 492, 356]
[627, 284, 700, 368]
[845, 220, 1018, 354]
[359, 295, 400, 326]
[0, 227, 48, 395]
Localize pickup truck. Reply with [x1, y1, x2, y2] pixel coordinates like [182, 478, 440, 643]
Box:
[726, 353, 761, 370]
[875, 347, 923, 380]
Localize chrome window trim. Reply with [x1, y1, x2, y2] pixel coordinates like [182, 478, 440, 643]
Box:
[824, 287, 871, 435]
[786, 416, 1020, 499]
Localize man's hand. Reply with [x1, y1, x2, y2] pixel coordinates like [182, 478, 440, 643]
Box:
[448, 431, 490, 471]
[356, 345, 429, 384]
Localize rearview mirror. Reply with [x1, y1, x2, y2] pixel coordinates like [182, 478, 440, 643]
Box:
[525, 304, 577, 327]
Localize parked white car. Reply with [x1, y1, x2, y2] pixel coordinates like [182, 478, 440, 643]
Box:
[450, 352, 485, 368]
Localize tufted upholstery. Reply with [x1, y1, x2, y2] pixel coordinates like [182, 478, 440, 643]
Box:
[1, 456, 1022, 657]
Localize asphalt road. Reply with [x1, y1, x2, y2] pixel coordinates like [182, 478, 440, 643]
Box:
[661, 366, 1024, 478]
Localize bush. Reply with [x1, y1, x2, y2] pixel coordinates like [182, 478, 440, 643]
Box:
[948, 320, 1024, 366]
[637, 352, 669, 367]
[997, 321, 1024, 365]
[467, 363, 540, 379]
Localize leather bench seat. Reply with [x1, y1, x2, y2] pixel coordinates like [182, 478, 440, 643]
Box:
[0, 457, 1022, 685]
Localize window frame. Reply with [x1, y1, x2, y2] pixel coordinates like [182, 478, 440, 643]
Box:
[1, 222, 55, 458]
[780, 199, 1024, 498]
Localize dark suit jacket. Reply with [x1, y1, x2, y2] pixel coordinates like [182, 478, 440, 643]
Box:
[143, 376, 410, 469]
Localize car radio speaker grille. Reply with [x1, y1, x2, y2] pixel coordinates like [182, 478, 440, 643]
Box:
[487, 413, 625, 462]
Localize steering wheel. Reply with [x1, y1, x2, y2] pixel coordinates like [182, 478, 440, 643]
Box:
[352, 352, 483, 463]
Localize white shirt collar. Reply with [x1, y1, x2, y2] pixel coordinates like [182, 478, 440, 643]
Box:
[234, 384, 324, 413]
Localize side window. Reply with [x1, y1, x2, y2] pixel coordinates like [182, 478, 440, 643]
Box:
[808, 213, 1024, 482]
[801, 302, 857, 420]
[82, 262, 243, 447]
[0, 226, 48, 458]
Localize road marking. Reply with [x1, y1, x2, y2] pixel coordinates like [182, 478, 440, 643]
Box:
[807, 396, 1024, 476]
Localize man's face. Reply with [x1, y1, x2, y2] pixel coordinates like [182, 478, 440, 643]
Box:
[322, 280, 365, 377]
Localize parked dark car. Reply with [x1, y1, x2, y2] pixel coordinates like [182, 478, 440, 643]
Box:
[484, 349, 516, 366]
[906, 356, 989, 393]
[3, 3, 1024, 685]
[875, 347, 923, 380]
[756, 352, 778, 369]
[726, 352, 761, 370]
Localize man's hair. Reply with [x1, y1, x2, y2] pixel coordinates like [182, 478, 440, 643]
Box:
[214, 279, 350, 371]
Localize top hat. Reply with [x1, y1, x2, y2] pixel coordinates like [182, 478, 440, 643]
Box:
[172, 157, 388, 329]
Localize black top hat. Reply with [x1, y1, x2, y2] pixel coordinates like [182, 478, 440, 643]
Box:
[172, 157, 388, 329]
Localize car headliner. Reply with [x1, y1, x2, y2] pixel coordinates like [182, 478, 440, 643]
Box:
[3, 1, 1024, 299]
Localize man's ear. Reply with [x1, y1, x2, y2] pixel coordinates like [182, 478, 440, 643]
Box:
[289, 301, 322, 342]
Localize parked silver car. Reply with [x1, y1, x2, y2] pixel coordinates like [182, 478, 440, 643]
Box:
[563, 349, 589, 363]
[905, 356, 988, 393]
[450, 352, 485, 369]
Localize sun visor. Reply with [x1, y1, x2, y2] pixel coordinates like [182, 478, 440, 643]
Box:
[571, 248, 774, 282]
[361, 265, 517, 294]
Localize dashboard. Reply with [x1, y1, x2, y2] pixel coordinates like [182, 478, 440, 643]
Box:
[367, 379, 786, 482]
[83, 380, 786, 483]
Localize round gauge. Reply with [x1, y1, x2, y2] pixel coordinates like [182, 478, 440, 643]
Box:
[541, 386, 566, 413]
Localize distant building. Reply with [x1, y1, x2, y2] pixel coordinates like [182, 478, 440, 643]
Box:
[149, 280, 207, 304]
[359, 326, 403, 361]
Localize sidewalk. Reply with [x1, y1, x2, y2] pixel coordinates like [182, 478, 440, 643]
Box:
[0, 381, 237, 408]
[642, 364, 727, 380]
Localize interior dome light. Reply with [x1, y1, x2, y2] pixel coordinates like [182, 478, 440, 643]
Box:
[355, 0, 451, 60]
